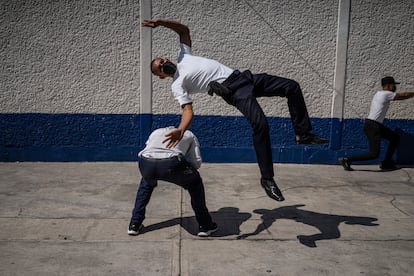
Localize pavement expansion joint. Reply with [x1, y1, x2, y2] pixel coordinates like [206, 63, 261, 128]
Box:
[390, 197, 412, 217]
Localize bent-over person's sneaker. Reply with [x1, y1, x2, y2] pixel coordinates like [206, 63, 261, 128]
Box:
[197, 222, 218, 237]
[128, 222, 144, 236]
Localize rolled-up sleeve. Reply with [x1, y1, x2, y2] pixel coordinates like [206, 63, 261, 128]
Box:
[172, 81, 193, 106]
[186, 133, 202, 169]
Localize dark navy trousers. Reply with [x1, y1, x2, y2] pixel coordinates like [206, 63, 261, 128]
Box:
[348, 119, 400, 163]
[131, 156, 213, 228]
[221, 70, 312, 178]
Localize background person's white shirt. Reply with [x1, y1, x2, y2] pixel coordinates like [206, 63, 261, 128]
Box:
[171, 43, 234, 106]
[367, 90, 396, 124]
[138, 126, 202, 169]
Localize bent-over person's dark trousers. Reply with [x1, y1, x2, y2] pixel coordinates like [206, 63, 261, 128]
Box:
[131, 156, 213, 228]
[348, 119, 400, 163]
[221, 70, 312, 179]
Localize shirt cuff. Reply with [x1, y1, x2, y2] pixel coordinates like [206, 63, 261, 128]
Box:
[176, 95, 193, 107]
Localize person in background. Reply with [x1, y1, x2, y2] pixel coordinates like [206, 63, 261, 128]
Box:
[339, 76, 414, 171]
[128, 127, 217, 237]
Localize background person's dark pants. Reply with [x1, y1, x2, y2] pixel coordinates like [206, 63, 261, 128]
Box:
[221, 70, 312, 179]
[130, 157, 213, 228]
[348, 119, 400, 163]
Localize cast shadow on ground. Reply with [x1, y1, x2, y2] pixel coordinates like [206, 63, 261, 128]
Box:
[237, 204, 379, 248]
[142, 207, 252, 237]
[353, 167, 402, 172]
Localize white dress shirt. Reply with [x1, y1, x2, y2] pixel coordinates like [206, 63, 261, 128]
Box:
[138, 126, 202, 169]
[171, 43, 234, 106]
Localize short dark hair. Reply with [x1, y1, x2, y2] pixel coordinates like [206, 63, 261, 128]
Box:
[150, 59, 157, 74]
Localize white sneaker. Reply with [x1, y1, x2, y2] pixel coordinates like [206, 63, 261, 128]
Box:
[197, 222, 218, 237]
[128, 223, 143, 236]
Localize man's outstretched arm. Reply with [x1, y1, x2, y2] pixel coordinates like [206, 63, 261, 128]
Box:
[394, 92, 414, 101]
[163, 103, 194, 148]
[141, 18, 192, 47]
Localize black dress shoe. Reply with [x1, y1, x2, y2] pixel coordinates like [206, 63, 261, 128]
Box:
[260, 178, 285, 201]
[338, 157, 353, 171]
[380, 160, 399, 171]
[295, 133, 329, 145]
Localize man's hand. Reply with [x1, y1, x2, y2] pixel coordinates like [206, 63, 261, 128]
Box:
[141, 18, 161, 28]
[163, 128, 184, 149]
[141, 18, 191, 47]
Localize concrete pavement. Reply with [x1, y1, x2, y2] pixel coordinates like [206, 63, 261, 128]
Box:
[0, 162, 413, 276]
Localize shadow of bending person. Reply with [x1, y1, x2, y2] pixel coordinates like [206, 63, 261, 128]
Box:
[237, 204, 379, 248]
[142, 207, 252, 237]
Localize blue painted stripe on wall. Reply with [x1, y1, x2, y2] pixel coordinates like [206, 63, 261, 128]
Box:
[0, 114, 142, 161]
[1, 113, 413, 164]
[329, 118, 342, 150]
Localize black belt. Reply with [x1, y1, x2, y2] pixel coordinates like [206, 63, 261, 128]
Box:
[140, 155, 183, 162]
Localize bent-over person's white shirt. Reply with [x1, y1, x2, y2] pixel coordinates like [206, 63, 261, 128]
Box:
[138, 126, 202, 169]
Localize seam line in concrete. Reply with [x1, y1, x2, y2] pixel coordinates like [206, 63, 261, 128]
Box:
[390, 197, 412, 217]
[177, 188, 183, 276]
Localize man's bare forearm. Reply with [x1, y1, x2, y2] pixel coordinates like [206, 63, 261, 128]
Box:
[394, 92, 414, 100]
[141, 18, 191, 47]
[162, 104, 193, 148]
[178, 103, 193, 132]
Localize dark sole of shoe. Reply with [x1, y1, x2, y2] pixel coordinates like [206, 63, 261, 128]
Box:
[380, 167, 400, 171]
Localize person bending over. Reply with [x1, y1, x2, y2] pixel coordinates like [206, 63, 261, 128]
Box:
[128, 127, 217, 237]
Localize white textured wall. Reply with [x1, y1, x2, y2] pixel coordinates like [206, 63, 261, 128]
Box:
[1, 0, 140, 114]
[1, 0, 413, 119]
